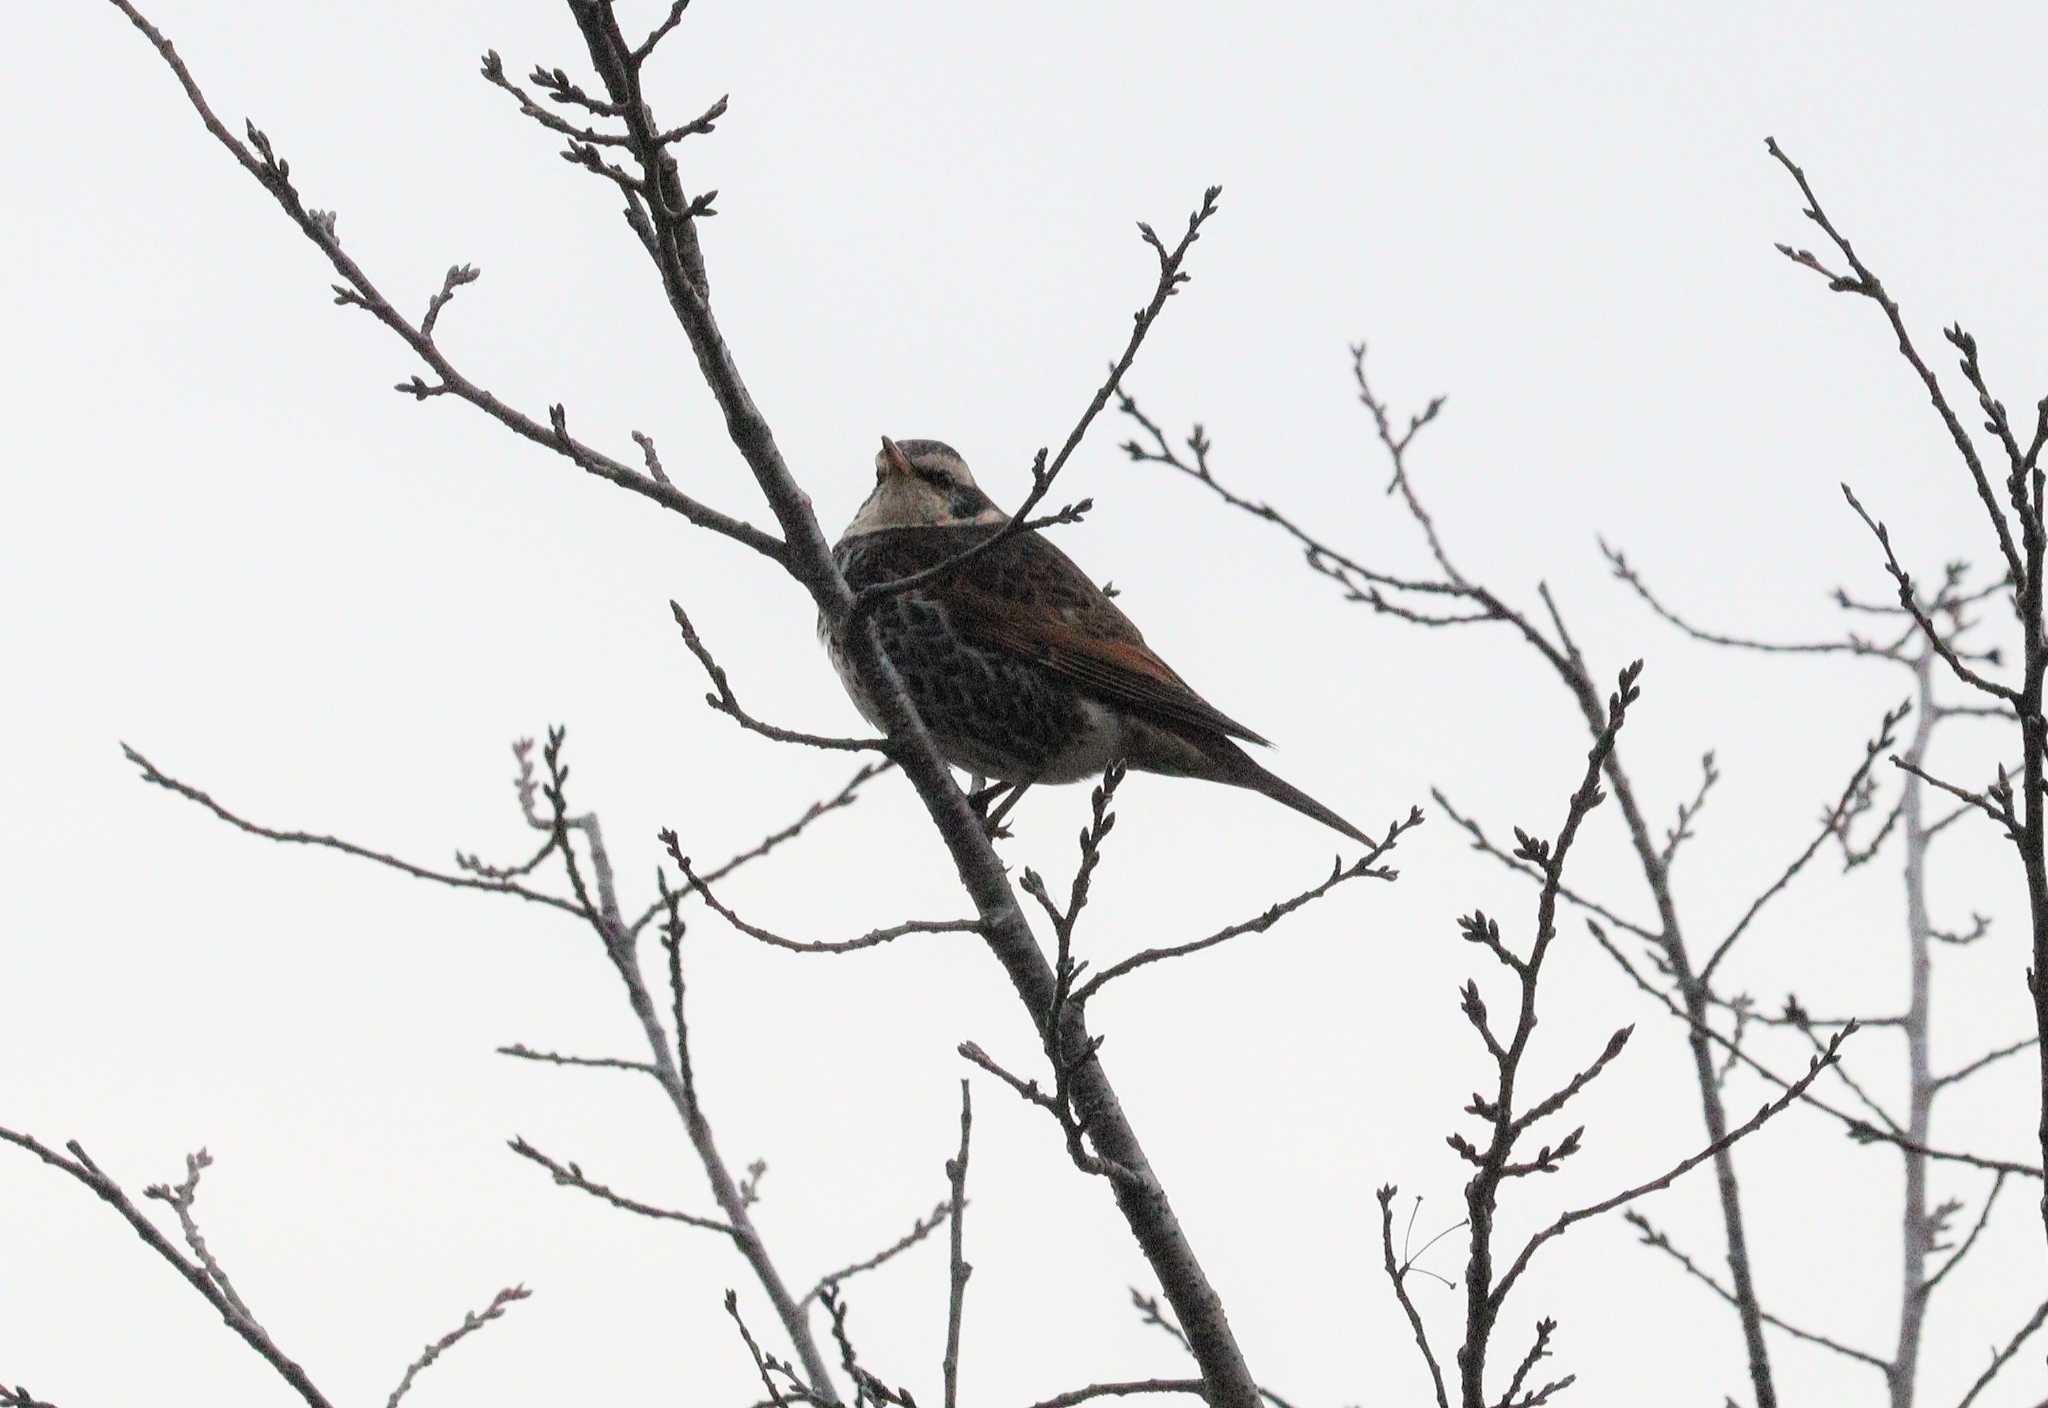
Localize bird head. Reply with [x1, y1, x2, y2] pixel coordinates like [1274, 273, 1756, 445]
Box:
[842, 437, 1007, 536]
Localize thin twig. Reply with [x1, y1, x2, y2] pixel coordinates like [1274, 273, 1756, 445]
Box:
[671, 845, 980, 954]
[496, 1043, 656, 1076]
[507, 1135, 734, 1236]
[1073, 807, 1421, 1002]
[385, 1285, 531, 1408]
[726, 1292, 799, 1408]
[672, 602, 892, 753]
[802, 1202, 952, 1307]
[144, 1149, 255, 1323]
[1624, 1212, 1891, 1375]
[1699, 701, 1911, 983]
[944, 1080, 973, 1408]
[1603, 539, 1900, 658]
[628, 761, 891, 937]
[1488, 1028, 1855, 1312]
[1921, 1173, 2005, 1297]
[1588, 921, 2042, 1178]
[102, 0, 784, 561]
[1377, 1185, 1451, 1408]
[123, 744, 584, 917]
[0, 1129, 336, 1408]
[1839, 486, 2017, 704]
[1767, 136, 2025, 590]
[1934, 1036, 2041, 1091]
[1955, 1297, 2048, 1408]
[1019, 1383, 1208, 1408]
[1495, 1318, 1569, 1408]
[1431, 790, 1662, 944]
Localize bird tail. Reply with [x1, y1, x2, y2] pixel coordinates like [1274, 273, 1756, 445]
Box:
[1201, 739, 1371, 846]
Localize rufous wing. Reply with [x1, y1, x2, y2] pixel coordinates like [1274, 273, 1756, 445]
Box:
[940, 533, 1271, 747]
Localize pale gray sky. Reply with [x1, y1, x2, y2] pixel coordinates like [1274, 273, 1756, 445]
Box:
[5, 3, 2044, 1405]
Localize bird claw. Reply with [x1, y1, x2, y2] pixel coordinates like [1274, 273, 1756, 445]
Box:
[966, 781, 1015, 842]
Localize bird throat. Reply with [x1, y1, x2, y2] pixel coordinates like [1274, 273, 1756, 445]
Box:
[842, 476, 1007, 537]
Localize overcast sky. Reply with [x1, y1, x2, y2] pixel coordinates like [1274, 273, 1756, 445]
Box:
[6, 3, 2047, 1405]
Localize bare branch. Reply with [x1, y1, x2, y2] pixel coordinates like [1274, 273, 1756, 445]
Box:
[385, 1285, 531, 1408]
[0, 1129, 336, 1408]
[1514, 1026, 1634, 1137]
[1767, 136, 2026, 588]
[628, 761, 891, 936]
[496, 1042, 656, 1077]
[1490, 1027, 1855, 1312]
[141, 1149, 254, 1323]
[1494, 1318, 1572, 1408]
[506, 1135, 734, 1236]
[669, 844, 979, 954]
[1840, 485, 2018, 703]
[633, 1, 690, 62]
[1120, 393, 1470, 606]
[1019, 1383, 1208, 1408]
[1955, 1296, 2048, 1408]
[123, 744, 585, 917]
[1893, 753, 2018, 837]
[1699, 701, 1911, 982]
[1934, 1035, 2041, 1091]
[1836, 784, 1905, 870]
[1625, 1212, 1892, 1375]
[943, 1080, 972, 1408]
[1921, 1173, 2005, 1298]
[958, 1041, 1134, 1185]
[480, 50, 630, 145]
[1074, 806, 1422, 1002]
[1660, 751, 1721, 869]
[1431, 790, 1662, 945]
[0, 1389, 62, 1408]
[1131, 1288, 1192, 1355]
[418, 261, 480, 341]
[1377, 1184, 1451, 1408]
[1590, 922, 2044, 1178]
[819, 1286, 918, 1407]
[1603, 540, 1898, 658]
[802, 1202, 951, 1308]
[726, 1291, 804, 1408]
[671, 602, 893, 754]
[1787, 1017, 1904, 1136]
[101, 0, 785, 563]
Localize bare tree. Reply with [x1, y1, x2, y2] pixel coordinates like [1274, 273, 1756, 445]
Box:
[14, 5, 2041, 1405]
[1603, 546, 2030, 1406]
[4, 4, 1424, 1404]
[1761, 138, 2048, 1260]
[1116, 138, 2048, 1408]
[1376, 662, 1848, 1408]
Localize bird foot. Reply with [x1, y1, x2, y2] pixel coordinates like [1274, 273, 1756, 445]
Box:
[966, 781, 1016, 842]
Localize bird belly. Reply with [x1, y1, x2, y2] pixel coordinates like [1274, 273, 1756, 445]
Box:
[819, 596, 1109, 786]
[1027, 697, 1124, 782]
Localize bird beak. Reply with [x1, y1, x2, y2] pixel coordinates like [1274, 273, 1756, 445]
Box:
[878, 436, 914, 479]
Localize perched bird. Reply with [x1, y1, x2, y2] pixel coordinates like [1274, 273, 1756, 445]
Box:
[821, 436, 1369, 844]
